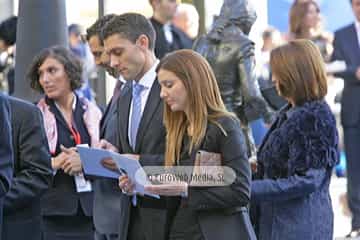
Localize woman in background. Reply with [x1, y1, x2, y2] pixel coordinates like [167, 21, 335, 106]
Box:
[28, 46, 102, 240]
[251, 39, 338, 240]
[289, 0, 333, 61]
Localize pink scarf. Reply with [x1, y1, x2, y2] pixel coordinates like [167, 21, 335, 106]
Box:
[37, 97, 102, 154]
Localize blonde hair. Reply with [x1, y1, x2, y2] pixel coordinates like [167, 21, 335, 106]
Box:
[270, 39, 327, 106]
[156, 49, 234, 166]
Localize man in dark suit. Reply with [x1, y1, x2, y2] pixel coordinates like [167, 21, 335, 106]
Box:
[2, 97, 52, 240]
[332, 0, 360, 237]
[149, 0, 193, 59]
[0, 94, 13, 235]
[86, 14, 128, 240]
[101, 13, 169, 240]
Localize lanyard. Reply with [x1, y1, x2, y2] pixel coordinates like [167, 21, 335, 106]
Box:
[69, 123, 81, 145]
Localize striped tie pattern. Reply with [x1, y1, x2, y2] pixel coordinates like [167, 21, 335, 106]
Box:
[130, 83, 144, 150]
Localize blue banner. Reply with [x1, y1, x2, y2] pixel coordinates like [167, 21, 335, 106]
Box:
[268, 0, 354, 33]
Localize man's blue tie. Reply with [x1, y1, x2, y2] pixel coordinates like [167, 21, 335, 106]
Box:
[130, 83, 144, 150]
[129, 83, 144, 207]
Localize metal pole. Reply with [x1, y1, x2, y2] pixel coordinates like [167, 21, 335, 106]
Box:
[14, 0, 68, 102]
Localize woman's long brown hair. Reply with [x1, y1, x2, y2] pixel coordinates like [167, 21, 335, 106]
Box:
[156, 49, 234, 166]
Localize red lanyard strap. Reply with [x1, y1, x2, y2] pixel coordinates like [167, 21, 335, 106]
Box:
[69, 125, 81, 145]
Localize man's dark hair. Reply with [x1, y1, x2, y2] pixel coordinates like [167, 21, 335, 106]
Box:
[101, 13, 156, 50]
[28, 46, 83, 93]
[0, 16, 17, 46]
[86, 14, 116, 43]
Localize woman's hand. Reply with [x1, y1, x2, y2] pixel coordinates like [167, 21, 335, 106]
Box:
[145, 183, 188, 196]
[145, 174, 188, 196]
[61, 146, 83, 176]
[249, 156, 258, 173]
[51, 151, 67, 170]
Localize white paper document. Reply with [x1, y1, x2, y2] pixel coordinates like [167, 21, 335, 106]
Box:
[77, 146, 159, 198]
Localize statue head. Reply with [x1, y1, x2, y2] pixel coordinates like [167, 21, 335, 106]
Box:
[216, 0, 257, 35]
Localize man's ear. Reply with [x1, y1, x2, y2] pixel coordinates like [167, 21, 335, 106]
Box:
[136, 34, 150, 50]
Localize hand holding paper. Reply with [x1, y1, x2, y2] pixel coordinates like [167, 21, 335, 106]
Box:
[119, 175, 136, 195]
[77, 146, 159, 198]
[145, 175, 188, 197]
[96, 139, 119, 152]
[61, 146, 83, 176]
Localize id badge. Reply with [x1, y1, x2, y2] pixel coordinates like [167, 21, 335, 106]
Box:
[74, 173, 92, 192]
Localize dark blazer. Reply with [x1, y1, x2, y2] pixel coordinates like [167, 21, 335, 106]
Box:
[116, 80, 168, 240]
[150, 17, 193, 59]
[41, 97, 94, 217]
[2, 97, 52, 240]
[93, 82, 128, 236]
[0, 94, 13, 235]
[331, 23, 360, 127]
[175, 116, 254, 240]
[251, 101, 338, 240]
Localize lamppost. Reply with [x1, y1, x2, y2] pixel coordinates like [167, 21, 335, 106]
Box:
[13, 0, 68, 102]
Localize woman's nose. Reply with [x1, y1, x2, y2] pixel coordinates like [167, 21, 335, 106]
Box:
[40, 72, 49, 82]
[160, 88, 167, 99]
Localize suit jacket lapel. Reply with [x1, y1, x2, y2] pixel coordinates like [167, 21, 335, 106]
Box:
[135, 80, 162, 152]
[118, 83, 132, 151]
[349, 24, 360, 58]
[100, 98, 113, 138]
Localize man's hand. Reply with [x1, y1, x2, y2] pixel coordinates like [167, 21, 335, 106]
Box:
[356, 67, 360, 80]
[119, 175, 135, 195]
[121, 154, 140, 161]
[95, 139, 119, 152]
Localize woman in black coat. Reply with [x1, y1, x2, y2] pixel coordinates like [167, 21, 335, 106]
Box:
[140, 49, 255, 240]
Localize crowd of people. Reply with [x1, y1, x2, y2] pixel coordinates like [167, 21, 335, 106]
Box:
[0, 0, 360, 239]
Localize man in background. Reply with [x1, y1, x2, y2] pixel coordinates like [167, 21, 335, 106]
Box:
[331, 0, 360, 237]
[172, 3, 199, 40]
[68, 23, 96, 101]
[0, 16, 17, 95]
[2, 97, 52, 240]
[0, 94, 13, 235]
[149, 0, 192, 59]
[86, 14, 127, 240]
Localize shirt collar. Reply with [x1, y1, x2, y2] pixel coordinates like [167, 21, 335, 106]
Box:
[133, 59, 160, 89]
[118, 75, 126, 84]
[54, 93, 77, 111]
[355, 20, 360, 31]
[163, 23, 172, 31]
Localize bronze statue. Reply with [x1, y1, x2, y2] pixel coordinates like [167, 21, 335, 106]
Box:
[194, 0, 272, 156]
